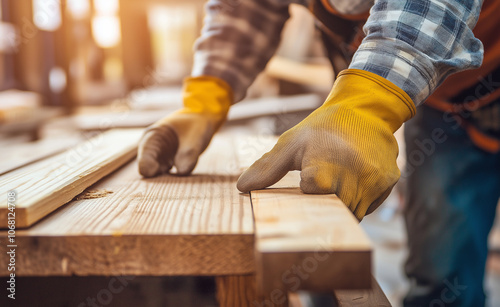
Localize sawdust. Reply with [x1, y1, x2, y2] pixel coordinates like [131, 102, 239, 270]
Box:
[75, 189, 113, 200]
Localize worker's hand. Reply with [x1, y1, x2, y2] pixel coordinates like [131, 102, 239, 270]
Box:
[138, 76, 232, 177]
[237, 69, 415, 220]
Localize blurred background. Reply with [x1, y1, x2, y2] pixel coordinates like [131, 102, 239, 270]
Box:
[0, 0, 331, 141]
[1, 1, 499, 306]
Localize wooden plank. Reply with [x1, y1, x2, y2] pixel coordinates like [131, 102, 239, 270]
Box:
[216, 275, 290, 307]
[0, 90, 41, 124]
[266, 56, 334, 89]
[0, 131, 375, 293]
[235, 136, 373, 292]
[0, 107, 63, 138]
[4, 234, 253, 276]
[251, 175, 372, 294]
[0, 134, 254, 276]
[0, 136, 81, 175]
[65, 94, 321, 131]
[227, 94, 321, 122]
[333, 277, 391, 306]
[0, 129, 143, 228]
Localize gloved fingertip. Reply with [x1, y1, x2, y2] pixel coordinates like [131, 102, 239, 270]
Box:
[236, 167, 264, 193]
[237, 148, 296, 192]
[137, 124, 179, 178]
[175, 163, 196, 176]
[236, 175, 251, 193]
[138, 154, 160, 178]
[174, 154, 198, 176]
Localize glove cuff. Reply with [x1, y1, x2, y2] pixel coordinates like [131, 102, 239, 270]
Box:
[182, 76, 233, 117]
[329, 69, 416, 132]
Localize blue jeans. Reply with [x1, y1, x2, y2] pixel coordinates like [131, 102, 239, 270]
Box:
[403, 105, 500, 307]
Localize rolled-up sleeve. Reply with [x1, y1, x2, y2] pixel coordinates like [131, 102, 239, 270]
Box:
[192, 0, 292, 102]
[349, 0, 484, 105]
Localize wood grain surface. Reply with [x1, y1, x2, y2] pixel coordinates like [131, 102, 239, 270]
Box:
[0, 136, 81, 176]
[0, 135, 254, 276]
[0, 132, 376, 302]
[251, 177, 372, 294]
[216, 275, 292, 307]
[0, 129, 143, 228]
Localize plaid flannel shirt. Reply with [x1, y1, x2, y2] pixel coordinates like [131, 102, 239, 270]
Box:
[192, 0, 484, 106]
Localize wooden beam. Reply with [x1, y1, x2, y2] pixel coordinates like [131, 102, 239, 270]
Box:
[216, 275, 297, 307]
[0, 132, 378, 302]
[333, 277, 391, 306]
[251, 174, 372, 295]
[0, 134, 255, 276]
[6, 234, 253, 276]
[0, 129, 143, 228]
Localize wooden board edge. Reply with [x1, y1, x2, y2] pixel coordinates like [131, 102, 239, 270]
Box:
[0, 234, 255, 276]
[333, 276, 391, 306]
[0, 141, 138, 229]
[256, 250, 372, 294]
[24, 147, 137, 228]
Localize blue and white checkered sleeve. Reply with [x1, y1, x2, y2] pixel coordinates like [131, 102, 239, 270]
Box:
[191, 0, 292, 102]
[349, 0, 484, 105]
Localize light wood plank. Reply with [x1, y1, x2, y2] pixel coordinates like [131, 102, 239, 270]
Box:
[251, 178, 372, 294]
[0, 136, 81, 175]
[0, 129, 143, 228]
[64, 94, 321, 131]
[266, 56, 334, 89]
[0, 135, 255, 276]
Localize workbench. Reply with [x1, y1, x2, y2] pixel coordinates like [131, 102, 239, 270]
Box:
[0, 131, 391, 306]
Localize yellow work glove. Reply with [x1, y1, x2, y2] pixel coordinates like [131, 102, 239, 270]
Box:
[138, 76, 232, 177]
[237, 69, 415, 220]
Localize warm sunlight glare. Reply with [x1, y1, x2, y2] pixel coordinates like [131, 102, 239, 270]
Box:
[91, 15, 121, 48]
[93, 0, 119, 15]
[33, 0, 62, 31]
[67, 0, 90, 20]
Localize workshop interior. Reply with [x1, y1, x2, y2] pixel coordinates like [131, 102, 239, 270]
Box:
[1, 0, 500, 307]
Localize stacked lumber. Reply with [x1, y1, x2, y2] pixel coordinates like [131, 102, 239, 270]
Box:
[0, 129, 143, 228]
[0, 90, 41, 124]
[0, 136, 82, 175]
[0, 135, 254, 276]
[62, 94, 322, 131]
[0, 132, 389, 306]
